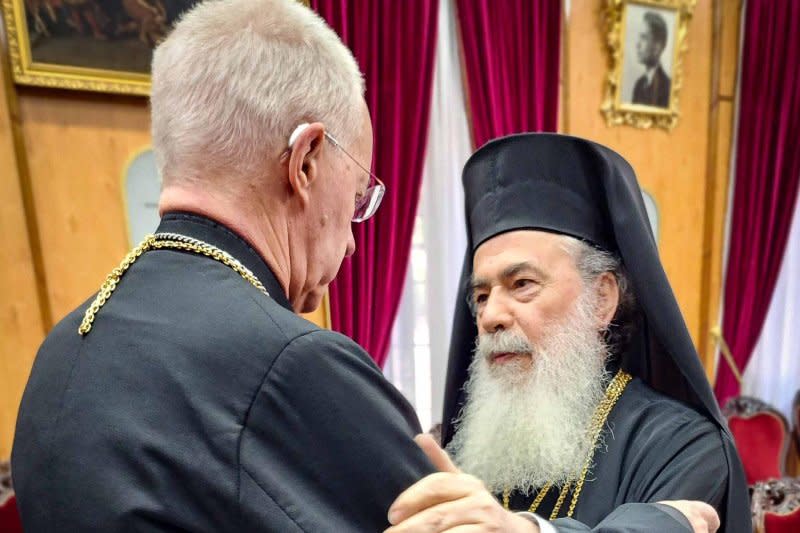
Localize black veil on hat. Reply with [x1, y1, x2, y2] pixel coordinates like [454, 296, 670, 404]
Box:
[441, 133, 748, 531]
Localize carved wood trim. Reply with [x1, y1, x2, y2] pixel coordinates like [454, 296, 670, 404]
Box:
[0, 460, 12, 506]
[751, 477, 800, 533]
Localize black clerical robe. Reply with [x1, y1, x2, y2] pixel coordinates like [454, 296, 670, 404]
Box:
[505, 378, 728, 532]
[12, 212, 435, 532]
[632, 65, 671, 108]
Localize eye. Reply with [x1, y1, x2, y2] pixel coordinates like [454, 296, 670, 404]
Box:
[513, 279, 536, 290]
[472, 292, 488, 308]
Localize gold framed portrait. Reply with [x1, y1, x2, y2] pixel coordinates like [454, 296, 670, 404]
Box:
[601, 0, 696, 131]
[1, 0, 310, 96]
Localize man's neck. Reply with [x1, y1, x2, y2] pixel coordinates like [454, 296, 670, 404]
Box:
[159, 185, 293, 301]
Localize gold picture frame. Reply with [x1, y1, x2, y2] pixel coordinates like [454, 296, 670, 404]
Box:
[601, 0, 696, 131]
[1, 0, 310, 96]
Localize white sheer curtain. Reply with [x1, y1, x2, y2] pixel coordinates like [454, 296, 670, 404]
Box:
[742, 193, 800, 420]
[383, 0, 471, 431]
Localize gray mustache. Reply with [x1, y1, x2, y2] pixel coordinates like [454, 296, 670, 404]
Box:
[475, 331, 534, 359]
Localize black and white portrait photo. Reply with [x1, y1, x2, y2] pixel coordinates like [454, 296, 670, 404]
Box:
[620, 3, 678, 109]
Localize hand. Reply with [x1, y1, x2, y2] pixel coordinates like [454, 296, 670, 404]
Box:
[657, 500, 720, 533]
[384, 434, 539, 532]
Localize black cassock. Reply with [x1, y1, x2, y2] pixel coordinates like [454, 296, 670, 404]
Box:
[507, 378, 729, 531]
[443, 133, 751, 532]
[13, 212, 435, 532]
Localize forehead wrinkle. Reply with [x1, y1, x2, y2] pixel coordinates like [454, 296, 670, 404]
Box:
[470, 261, 550, 294]
[500, 261, 548, 282]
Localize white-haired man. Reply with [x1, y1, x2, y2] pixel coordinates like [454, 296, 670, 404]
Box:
[12, 0, 434, 530]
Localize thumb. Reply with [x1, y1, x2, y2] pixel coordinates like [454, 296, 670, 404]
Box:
[415, 433, 460, 473]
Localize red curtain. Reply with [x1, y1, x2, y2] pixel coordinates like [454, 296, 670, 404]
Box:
[455, 0, 561, 146]
[714, 0, 800, 404]
[311, 0, 438, 367]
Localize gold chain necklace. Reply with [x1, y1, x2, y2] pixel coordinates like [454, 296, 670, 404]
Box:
[501, 369, 632, 519]
[78, 233, 270, 336]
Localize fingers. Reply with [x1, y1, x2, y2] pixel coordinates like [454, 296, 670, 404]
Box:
[657, 500, 720, 533]
[385, 490, 537, 533]
[415, 434, 460, 473]
[388, 472, 485, 525]
[385, 493, 487, 533]
[696, 502, 720, 532]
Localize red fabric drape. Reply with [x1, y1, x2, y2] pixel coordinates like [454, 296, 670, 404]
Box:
[455, 0, 561, 147]
[714, 0, 800, 404]
[311, 0, 438, 367]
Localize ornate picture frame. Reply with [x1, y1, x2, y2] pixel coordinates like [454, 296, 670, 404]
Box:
[1, 0, 309, 96]
[601, 0, 696, 131]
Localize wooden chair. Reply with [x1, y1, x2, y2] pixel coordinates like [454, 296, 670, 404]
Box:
[751, 477, 800, 533]
[723, 396, 790, 485]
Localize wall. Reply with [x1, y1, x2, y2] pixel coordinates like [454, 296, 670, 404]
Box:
[0, 27, 45, 460]
[563, 0, 741, 378]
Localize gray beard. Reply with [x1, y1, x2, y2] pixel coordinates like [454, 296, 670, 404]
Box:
[446, 293, 611, 495]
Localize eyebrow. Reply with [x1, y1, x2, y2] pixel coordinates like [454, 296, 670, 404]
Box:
[469, 261, 548, 292]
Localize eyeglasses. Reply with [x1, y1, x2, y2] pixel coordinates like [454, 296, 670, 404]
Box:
[288, 123, 386, 223]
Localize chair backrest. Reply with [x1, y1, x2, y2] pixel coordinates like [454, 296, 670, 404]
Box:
[723, 396, 789, 485]
[0, 461, 22, 533]
[764, 509, 800, 533]
[751, 477, 800, 533]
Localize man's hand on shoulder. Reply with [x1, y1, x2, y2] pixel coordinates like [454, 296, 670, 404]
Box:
[658, 500, 720, 533]
[383, 434, 719, 533]
[384, 435, 538, 533]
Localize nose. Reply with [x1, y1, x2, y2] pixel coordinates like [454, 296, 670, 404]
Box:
[478, 288, 514, 333]
[345, 227, 356, 257]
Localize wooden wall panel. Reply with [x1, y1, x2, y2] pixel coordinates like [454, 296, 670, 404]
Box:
[699, 0, 742, 380]
[0, 35, 44, 459]
[565, 0, 714, 349]
[718, 0, 741, 99]
[18, 90, 151, 322]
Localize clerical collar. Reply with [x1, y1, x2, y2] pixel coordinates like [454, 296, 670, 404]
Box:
[156, 212, 292, 312]
[644, 64, 659, 85]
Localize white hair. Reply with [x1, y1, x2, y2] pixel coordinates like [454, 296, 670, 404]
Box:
[559, 235, 638, 352]
[447, 289, 611, 494]
[151, 0, 365, 182]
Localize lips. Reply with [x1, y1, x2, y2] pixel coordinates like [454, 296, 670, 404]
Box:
[490, 352, 528, 364]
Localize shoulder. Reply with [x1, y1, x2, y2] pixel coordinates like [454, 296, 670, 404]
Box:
[616, 378, 722, 445]
[623, 378, 717, 424]
[270, 328, 384, 386]
[281, 328, 373, 359]
[608, 379, 731, 506]
[249, 328, 416, 431]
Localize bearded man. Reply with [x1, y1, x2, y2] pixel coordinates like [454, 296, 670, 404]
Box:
[385, 134, 750, 533]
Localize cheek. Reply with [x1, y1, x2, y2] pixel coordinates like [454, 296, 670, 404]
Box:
[517, 288, 580, 341]
[514, 303, 547, 344]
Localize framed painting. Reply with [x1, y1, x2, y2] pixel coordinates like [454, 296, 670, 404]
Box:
[601, 0, 696, 131]
[1, 0, 309, 96]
